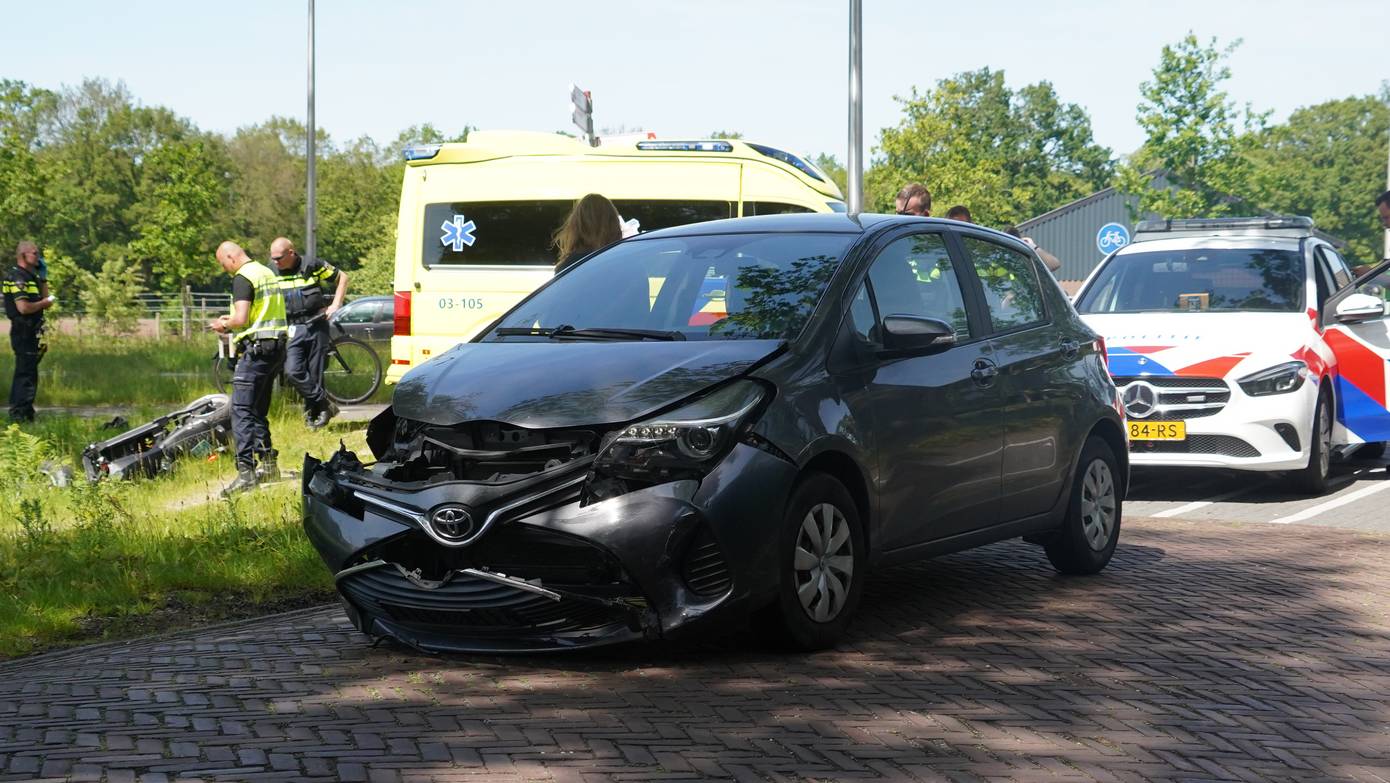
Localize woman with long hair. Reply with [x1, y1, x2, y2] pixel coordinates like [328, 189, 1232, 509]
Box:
[553, 193, 623, 272]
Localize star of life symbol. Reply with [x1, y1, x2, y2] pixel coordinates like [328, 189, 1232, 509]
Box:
[440, 214, 477, 252]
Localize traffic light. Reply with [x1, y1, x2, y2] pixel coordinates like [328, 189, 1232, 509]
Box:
[570, 84, 596, 147]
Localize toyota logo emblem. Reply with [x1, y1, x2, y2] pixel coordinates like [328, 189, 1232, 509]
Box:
[428, 504, 475, 542]
[1121, 382, 1159, 419]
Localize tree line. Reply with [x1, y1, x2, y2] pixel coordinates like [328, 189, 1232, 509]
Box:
[847, 34, 1387, 265]
[1, 32, 1386, 318]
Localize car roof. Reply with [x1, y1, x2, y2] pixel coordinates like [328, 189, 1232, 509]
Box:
[630, 212, 978, 239]
[1115, 235, 1304, 253]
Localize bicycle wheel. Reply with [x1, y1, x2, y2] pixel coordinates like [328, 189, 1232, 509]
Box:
[210, 354, 234, 395]
[322, 337, 383, 404]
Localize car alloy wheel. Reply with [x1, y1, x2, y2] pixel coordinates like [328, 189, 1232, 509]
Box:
[794, 502, 854, 622]
[1044, 436, 1122, 575]
[1080, 460, 1117, 551]
[1315, 399, 1332, 478]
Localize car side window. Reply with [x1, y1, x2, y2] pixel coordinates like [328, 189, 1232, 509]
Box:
[960, 236, 1046, 331]
[340, 302, 379, 324]
[1323, 248, 1353, 289]
[864, 233, 971, 339]
[1313, 253, 1335, 309]
[1353, 263, 1390, 308]
[844, 282, 876, 342]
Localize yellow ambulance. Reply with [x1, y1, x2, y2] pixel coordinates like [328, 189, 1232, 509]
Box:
[386, 130, 845, 382]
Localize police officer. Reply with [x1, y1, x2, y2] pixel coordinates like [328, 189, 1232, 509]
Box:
[270, 237, 347, 429]
[210, 241, 287, 496]
[4, 242, 55, 422]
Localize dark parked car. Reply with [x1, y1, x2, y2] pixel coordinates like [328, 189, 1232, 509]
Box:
[330, 295, 393, 347]
[302, 214, 1127, 653]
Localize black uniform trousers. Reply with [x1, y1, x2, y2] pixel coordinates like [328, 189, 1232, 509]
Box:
[230, 338, 283, 470]
[8, 323, 43, 422]
[283, 318, 329, 414]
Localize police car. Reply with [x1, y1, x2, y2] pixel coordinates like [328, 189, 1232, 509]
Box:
[1073, 217, 1390, 493]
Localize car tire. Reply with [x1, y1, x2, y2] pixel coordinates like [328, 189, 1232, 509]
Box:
[761, 472, 866, 651]
[1045, 436, 1122, 575]
[1292, 388, 1332, 495]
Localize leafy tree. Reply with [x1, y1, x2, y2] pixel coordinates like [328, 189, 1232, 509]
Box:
[1246, 89, 1390, 264]
[866, 68, 1112, 225]
[129, 135, 231, 291]
[708, 130, 743, 139]
[317, 135, 398, 269]
[221, 117, 311, 256]
[78, 257, 145, 334]
[38, 79, 191, 278]
[1117, 34, 1266, 218]
[0, 80, 57, 258]
[812, 153, 849, 196]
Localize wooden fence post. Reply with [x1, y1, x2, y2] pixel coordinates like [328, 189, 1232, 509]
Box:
[182, 284, 192, 340]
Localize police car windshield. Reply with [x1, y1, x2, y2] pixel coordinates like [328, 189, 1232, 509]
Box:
[485, 232, 853, 342]
[1076, 247, 1305, 314]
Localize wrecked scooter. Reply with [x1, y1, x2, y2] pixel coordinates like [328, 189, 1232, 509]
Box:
[81, 394, 232, 481]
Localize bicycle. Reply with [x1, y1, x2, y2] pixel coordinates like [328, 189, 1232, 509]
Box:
[210, 317, 383, 405]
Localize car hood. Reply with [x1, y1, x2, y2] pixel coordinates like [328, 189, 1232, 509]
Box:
[391, 340, 784, 428]
[1081, 312, 1314, 379]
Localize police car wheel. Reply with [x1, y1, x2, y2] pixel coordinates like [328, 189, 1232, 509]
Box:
[1045, 436, 1122, 576]
[1292, 389, 1332, 495]
[759, 472, 866, 651]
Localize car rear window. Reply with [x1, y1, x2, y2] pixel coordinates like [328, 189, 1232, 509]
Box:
[1076, 247, 1305, 314]
[422, 200, 733, 267]
[485, 232, 854, 341]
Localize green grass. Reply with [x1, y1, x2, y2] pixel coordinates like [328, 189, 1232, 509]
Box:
[0, 333, 220, 407]
[0, 410, 370, 658]
[0, 331, 392, 407]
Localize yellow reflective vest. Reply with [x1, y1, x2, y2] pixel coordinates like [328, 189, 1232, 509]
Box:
[233, 261, 288, 344]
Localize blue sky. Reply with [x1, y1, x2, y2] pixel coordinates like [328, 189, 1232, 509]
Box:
[2, 0, 1384, 161]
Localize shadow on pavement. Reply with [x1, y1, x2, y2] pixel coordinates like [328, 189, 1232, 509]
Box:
[2, 520, 1387, 781]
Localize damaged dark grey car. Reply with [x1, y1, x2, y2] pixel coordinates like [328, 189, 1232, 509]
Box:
[303, 214, 1127, 653]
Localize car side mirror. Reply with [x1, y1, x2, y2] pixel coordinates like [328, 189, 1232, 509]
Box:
[880, 315, 956, 354]
[1335, 293, 1386, 323]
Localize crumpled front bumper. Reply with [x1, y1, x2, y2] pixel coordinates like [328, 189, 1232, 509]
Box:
[302, 443, 798, 653]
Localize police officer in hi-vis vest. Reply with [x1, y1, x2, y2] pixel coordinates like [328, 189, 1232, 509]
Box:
[270, 236, 348, 429]
[4, 241, 55, 422]
[210, 241, 287, 496]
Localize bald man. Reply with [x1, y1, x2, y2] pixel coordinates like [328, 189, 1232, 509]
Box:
[4, 241, 54, 422]
[210, 241, 288, 496]
[270, 237, 347, 428]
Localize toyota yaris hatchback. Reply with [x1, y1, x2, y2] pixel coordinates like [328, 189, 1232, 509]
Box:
[1074, 217, 1390, 494]
[302, 214, 1127, 652]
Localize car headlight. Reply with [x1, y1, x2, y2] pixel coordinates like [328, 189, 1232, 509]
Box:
[1237, 360, 1308, 397]
[594, 380, 767, 481]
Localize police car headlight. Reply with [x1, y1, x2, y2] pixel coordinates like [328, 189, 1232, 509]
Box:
[595, 381, 766, 480]
[1237, 361, 1308, 397]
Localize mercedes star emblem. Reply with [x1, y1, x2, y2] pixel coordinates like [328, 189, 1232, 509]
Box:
[1121, 382, 1159, 419]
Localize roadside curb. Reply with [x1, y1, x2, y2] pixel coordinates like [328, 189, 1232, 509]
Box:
[0, 603, 341, 673]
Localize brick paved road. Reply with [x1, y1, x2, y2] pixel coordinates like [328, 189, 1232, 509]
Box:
[2, 518, 1388, 782]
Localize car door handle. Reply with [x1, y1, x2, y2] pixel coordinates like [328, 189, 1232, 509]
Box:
[1060, 339, 1080, 359]
[971, 359, 998, 386]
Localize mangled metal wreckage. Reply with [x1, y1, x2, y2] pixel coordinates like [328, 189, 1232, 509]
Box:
[82, 394, 232, 481]
[301, 340, 797, 653]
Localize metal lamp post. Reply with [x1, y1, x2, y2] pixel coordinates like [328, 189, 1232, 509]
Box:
[847, 0, 863, 216]
[307, 0, 317, 262]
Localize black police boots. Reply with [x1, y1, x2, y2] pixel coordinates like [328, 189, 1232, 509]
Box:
[221, 466, 259, 498]
[256, 450, 280, 483]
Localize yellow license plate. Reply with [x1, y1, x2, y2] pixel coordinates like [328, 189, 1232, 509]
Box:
[1128, 421, 1186, 440]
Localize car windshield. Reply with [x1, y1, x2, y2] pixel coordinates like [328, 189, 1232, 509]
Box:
[484, 232, 853, 342]
[1076, 246, 1305, 314]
